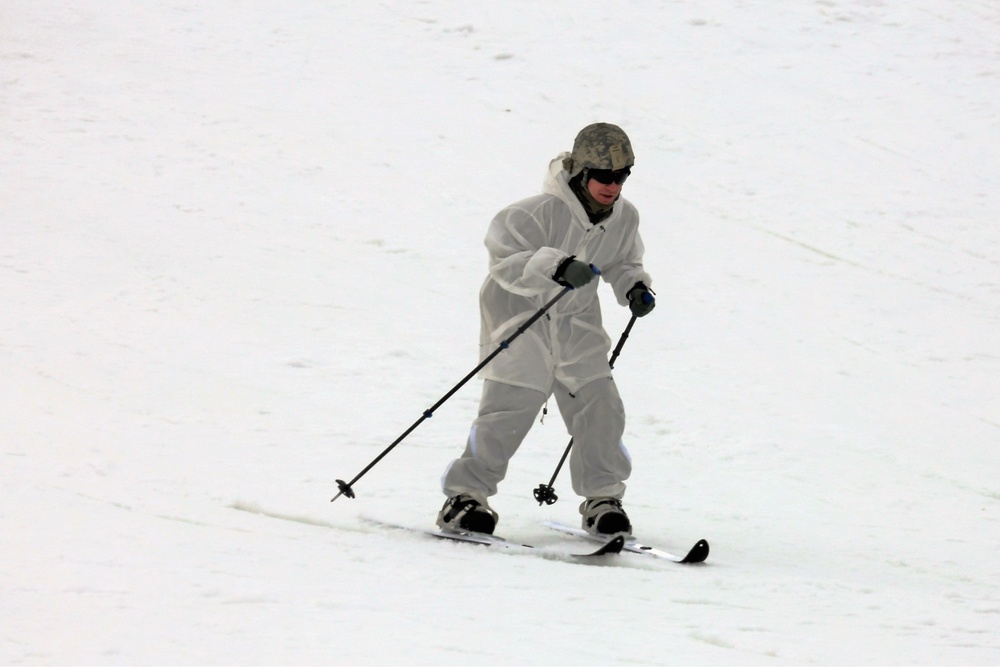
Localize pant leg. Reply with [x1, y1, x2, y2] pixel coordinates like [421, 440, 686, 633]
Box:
[553, 377, 632, 499]
[441, 379, 548, 499]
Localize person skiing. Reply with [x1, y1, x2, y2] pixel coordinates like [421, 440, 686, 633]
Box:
[436, 122, 656, 537]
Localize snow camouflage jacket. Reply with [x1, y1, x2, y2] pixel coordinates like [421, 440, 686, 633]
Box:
[477, 152, 652, 394]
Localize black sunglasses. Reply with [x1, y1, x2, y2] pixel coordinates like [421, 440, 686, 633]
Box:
[587, 168, 631, 185]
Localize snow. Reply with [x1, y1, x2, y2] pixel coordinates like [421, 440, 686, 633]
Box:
[2, 1, 999, 664]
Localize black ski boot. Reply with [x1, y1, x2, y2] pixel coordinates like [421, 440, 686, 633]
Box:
[436, 493, 499, 534]
[580, 497, 632, 536]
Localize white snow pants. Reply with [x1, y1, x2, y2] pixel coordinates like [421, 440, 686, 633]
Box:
[441, 377, 632, 501]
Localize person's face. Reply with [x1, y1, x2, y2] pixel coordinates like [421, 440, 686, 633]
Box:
[586, 168, 630, 205]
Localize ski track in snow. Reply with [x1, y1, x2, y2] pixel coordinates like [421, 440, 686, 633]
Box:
[3, 1, 999, 664]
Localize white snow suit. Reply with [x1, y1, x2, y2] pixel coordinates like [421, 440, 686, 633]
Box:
[441, 153, 652, 502]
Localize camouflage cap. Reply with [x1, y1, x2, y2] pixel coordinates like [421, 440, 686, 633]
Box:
[562, 122, 635, 177]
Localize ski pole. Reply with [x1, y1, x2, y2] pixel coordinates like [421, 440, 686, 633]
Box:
[332, 280, 587, 502]
[532, 294, 649, 506]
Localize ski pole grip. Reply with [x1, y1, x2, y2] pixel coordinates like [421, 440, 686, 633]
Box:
[589, 264, 601, 276]
[642, 292, 654, 305]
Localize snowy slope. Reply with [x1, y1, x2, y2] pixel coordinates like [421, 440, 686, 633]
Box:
[3, 1, 999, 664]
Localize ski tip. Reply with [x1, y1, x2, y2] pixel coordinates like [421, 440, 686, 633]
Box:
[607, 534, 626, 554]
[575, 534, 625, 559]
[681, 539, 710, 564]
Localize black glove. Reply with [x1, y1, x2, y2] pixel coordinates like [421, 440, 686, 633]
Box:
[627, 282, 655, 317]
[553, 256, 598, 289]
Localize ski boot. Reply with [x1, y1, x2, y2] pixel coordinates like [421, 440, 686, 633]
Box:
[436, 493, 499, 534]
[580, 497, 632, 536]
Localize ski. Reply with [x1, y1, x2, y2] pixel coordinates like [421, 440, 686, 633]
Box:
[434, 527, 625, 560]
[361, 517, 625, 562]
[542, 521, 710, 564]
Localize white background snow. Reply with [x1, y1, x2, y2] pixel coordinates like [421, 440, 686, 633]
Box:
[3, 1, 999, 664]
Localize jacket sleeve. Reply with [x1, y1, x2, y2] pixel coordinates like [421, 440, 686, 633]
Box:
[484, 202, 567, 297]
[602, 217, 653, 307]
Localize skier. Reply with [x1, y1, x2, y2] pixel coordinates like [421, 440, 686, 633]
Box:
[437, 122, 656, 537]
